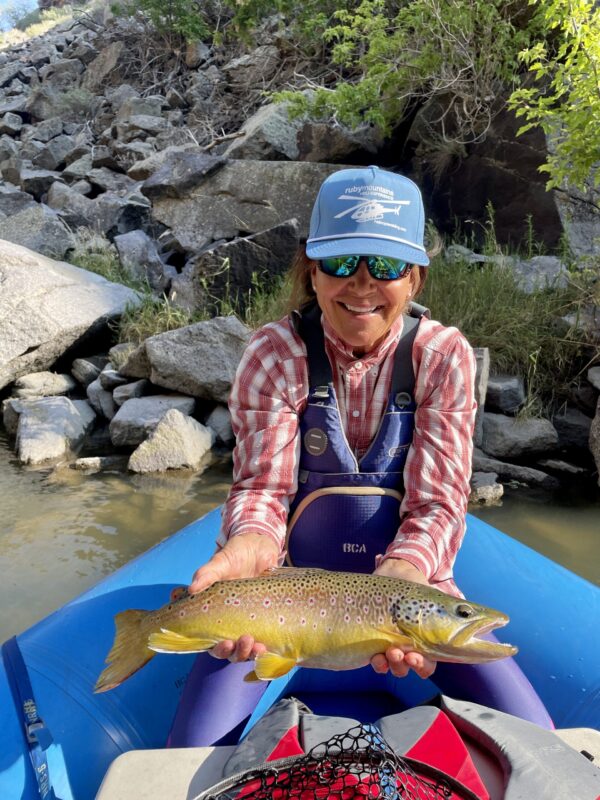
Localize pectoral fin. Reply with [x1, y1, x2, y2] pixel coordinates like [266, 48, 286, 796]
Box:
[245, 652, 298, 682]
[148, 629, 217, 654]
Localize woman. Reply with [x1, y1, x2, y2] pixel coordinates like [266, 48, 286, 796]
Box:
[168, 167, 552, 746]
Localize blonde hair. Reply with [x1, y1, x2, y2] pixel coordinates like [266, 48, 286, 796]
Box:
[287, 249, 429, 314]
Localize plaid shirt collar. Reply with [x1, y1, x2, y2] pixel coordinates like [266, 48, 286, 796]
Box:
[321, 313, 405, 368]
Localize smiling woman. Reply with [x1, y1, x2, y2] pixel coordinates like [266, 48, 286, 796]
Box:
[164, 166, 553, 748]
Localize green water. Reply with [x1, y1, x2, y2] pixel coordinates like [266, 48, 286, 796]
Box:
[0, 428, 598, 642]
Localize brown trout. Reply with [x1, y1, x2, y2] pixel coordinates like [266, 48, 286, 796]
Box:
[94, 568, 517, 693]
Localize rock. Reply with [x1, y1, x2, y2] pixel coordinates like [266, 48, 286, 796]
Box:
[117, 342, 152, 380]
[222, 45, 280, 89]
[224, 96, 382, 162]
[205, 404, 234, 446]
[472, 449, 560, 489]
[13, 371, 77, 398]
[590, 398, 600, 486]
[151, 160, 347, 250]
[510, 255, 570, 294]
[170, 219, 299, 313]
[19, 167, 63, 200]
[113, 379, 150, 406]
[71, 356, 109, 387]
[26, 117, 63, 143]
[185, 40, 211, 69]
[116, 96, 166, 120]
[15, 397, 96, 464]
[109, 395, 196, 447]
[0, 112, 23, 135]
[98, 367, 129, 391]
[469, 472, 504, 505]
[86, 377, 117, 420]
[39, 58, 85, 91]
[587, 366, 600, 392]
[0, 202, 74, 258]
[82, 41, 125, 91]
[536, 459, 590, 477]
[481, 412, 558, 459]
[71, 455, 129, 472]
[472, 347, 489, 448]
[113, 229, 169, 292]
[142, 316, 251, 403]
[32, 134, 78, 171]
[128, 408, 214, 473]
[0, 240, 140, 391]
[552, 407, 593, 450]
[126, 143, 200, 181]
[485, 375, 525, 415]
[140, 150, 226, 200]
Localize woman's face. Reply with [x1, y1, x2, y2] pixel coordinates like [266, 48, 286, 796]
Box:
[311, 259, 416, 356]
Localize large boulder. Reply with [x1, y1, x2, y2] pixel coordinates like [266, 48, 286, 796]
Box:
[128, 409, 214, 473]
[134, 316, 251, 403]
[150, 160, 349, 251]
[481, 412, 559, 459]
[0, 239, 141, 390]
[109, 395, 196, 447]
[14, 397, 96, 464]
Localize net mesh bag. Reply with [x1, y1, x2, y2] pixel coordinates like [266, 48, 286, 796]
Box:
[193, 723, 482, 800]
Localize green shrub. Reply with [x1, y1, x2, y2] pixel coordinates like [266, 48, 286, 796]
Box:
[116, 294, 207, 344]
[421, 255, 599, 414]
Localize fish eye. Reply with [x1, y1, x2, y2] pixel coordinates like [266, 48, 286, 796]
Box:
[455, 603, 475, 618]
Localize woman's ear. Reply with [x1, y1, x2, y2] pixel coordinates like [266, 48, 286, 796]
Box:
[310, 263, 318, 292]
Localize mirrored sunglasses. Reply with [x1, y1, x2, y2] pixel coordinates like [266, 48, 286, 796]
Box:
[318, 255, 412, 281]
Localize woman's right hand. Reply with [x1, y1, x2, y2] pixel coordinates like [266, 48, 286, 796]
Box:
[188, 532, 281, 662]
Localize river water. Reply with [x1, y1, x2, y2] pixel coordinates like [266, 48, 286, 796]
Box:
[0, 428, 598, 643]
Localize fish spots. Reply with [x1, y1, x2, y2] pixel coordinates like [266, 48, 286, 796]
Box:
[300, 618, 306, 626]
[279, 616, 285, 625]
[308, 597, 316, 606]
[330, 596, 337, 606]
[179, 610, 185, 618]
[263, 598, 272, 608]
[355, 616, 362, 624]
[284, 598, 293, 606]
[249, 613, 256, 621]
[202, 604, 210, 613]
[344, 614, 351, 623]
[320, 609, 327, 617]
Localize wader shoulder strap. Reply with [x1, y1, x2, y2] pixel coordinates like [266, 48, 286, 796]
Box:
[294, 300, 430, 398]
[1, 636, 62, 800]
[293, 302, 332, 390]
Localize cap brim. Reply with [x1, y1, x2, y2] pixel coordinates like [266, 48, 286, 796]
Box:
[305, 236, 429, 267]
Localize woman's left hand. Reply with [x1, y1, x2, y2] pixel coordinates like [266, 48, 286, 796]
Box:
[371, 558, 437, 680]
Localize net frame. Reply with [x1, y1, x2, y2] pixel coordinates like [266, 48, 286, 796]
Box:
[193, 723, 484, 800]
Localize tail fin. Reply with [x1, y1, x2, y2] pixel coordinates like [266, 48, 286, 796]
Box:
[94, 609, 154, 693]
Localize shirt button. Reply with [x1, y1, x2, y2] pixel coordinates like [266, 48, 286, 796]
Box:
[352, 410, 360, 417]
[354, 361, 363, 370]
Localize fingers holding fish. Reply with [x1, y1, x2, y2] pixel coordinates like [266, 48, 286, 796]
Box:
[370, 647, 436, 680]
[189, 533, 280, 594]
[210, 634, 268, 663]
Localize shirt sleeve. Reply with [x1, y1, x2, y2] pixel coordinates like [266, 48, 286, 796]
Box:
[218, 324, 306, 557]
[379, 327, 476, 592]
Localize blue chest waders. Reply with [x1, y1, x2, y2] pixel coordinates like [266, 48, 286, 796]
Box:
[286, 302, 425, 573]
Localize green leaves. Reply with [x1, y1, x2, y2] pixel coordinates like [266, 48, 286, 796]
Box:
[508, 0, 600, 189]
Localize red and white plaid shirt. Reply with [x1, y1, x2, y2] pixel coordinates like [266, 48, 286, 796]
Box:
[219, 312, 476, 596]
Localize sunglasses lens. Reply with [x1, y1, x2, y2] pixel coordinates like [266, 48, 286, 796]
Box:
[367, 256, 410, 280]
[318, 256, 411, 280]
[319, 256, 360, 277]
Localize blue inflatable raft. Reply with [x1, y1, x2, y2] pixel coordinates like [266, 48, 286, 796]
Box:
[1, 509, 599, 800]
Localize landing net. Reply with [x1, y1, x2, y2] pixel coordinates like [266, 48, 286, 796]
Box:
[193, 723, 481, 800]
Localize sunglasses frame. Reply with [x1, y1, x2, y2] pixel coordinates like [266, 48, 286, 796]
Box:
[318, 255, 412, 281]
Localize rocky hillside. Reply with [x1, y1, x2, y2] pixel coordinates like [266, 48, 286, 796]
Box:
[0, 4, 599, 490]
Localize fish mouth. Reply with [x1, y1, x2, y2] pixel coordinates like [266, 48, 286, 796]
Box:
[444, 614, 518, 661]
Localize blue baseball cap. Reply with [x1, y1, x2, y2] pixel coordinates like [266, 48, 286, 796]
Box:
[306, 166, 429, 266]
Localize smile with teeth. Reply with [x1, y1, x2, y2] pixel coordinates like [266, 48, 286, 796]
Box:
[341, 302, 382, 314]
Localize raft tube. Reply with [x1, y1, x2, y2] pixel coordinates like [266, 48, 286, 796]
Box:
[0, 510, 598, 800]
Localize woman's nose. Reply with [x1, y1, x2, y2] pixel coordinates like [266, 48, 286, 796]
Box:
[349, 260, 373, 287]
